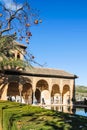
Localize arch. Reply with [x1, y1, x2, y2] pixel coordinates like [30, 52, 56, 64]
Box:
[51, 84, 60, 96]
[36, 79, 49, 91]
[51, 84, 60, 104]
[62, 84, 70, 105]
[36, 79, 50, 104]
[7, 82, 19, 101]
[22, 83, 32, 104]
[63, 85, 70, 95]
[7, 82, 19, 96]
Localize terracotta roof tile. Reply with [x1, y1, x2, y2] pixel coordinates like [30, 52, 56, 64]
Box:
[26, 67, 77, 78]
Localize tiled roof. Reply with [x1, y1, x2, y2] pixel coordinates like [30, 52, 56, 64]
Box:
[13, 41, 27, 49]
[25, 67, 77, 78]
[3, 67, 77, 79]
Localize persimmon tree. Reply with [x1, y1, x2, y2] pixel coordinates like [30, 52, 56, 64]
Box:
[0, 0, 42, 70]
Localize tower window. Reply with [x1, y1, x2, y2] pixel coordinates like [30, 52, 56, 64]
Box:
[17, 53, 20, 59]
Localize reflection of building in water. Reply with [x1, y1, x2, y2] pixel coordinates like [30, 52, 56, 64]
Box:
[51, 105, 63, 112]
[0, 41, 77, 105]
[51, 105, 76, 114]
[84, 107, 87, 113]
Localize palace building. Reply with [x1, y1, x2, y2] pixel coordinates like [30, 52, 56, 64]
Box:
[0, 41, 77, 105]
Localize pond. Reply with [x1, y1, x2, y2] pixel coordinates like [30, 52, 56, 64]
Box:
[44, 105, 87, 117]
[76, 107, 87, 117]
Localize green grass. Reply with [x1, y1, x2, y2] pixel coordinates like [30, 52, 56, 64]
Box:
[0, 101, 87, 130]
[76, 86, 87, 93]
[75, 85, 87, 100]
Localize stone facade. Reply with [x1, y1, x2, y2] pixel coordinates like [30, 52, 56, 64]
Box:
[0, 71, 76, 105]
[0, 42, 77, 105]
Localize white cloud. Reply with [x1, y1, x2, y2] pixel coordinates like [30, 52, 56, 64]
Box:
[2, 0, 22, 10]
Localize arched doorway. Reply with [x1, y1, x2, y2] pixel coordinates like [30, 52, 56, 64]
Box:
[62, 85, 70, 105]
[51, 84, 60, 104]
[22, 83, 32, 104]
[36, 79, 49, 104]
[7, 82, 19, 101]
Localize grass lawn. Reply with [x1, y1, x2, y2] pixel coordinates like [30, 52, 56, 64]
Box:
[0, 101, 87, 130]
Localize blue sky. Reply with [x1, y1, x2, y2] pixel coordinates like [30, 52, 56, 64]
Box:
[30, 0, 87, 86]
[1, 0, 87, 86]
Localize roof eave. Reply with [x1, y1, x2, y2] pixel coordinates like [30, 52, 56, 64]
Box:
[0, 69, 77, 79]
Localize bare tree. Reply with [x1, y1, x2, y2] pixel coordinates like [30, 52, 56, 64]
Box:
[0, 0, 42, 69]
[0, 0, 41, 42]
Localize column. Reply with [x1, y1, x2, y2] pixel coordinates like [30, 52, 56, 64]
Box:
[32, 78, 37, 105]
[59, 93, 62, 105]
[1, 84, 8, 100]
[60, 79, 63, 105]
[48, 79, 52, 105]
[18, 83, 23, 103]
[70, 79, 74, 105]
[0, 84, 4, 90]
[32, 90, 36, 105]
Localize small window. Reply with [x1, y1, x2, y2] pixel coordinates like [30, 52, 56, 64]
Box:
[17, 53, 20, 59]
[12, 53, 15, 57]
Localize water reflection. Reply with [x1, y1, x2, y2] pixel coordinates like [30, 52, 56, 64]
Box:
[51, 105, 75, 114]
[84, 107, 87, 113]
[44, 105, 87, 117]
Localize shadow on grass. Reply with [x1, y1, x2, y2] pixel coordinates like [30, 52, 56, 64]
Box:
[1, 101, 87, 130]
